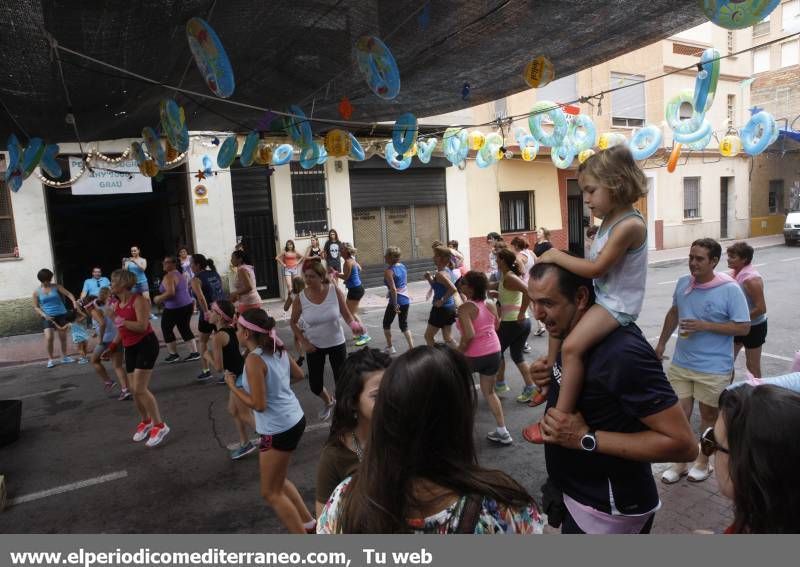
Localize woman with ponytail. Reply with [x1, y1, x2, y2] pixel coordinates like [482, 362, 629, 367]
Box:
[227, 308, 315, 533]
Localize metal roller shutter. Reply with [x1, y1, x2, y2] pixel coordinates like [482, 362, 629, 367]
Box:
[349, 158, 448, 208]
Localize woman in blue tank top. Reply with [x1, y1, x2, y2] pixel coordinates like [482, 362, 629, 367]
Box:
[382, 246, 414, 354]
[424, 246, 459, 347]
[226, 309, 315, 534]
[336, 243, 370, 347]
[32, 268, 79, 368]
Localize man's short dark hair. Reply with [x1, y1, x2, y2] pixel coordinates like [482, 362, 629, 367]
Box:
[727, 241, 754, 265]
[529, 261, 595, 305]
[486, 232, 501, 241]
[692, 238, 722, 261]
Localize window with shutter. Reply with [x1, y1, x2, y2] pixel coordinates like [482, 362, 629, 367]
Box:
[499, 191, 536, 233]
[0, 158, 19, 257]
[683, 177, 701, 219]
[610, 72, 645, 128]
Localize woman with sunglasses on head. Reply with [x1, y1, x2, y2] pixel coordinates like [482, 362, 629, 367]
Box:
[154, 255, 199, 364]
[317, 345, 543, 534]
[704, 383, 800, 533]
[305, 236, 323, 260]
[226, 308, 315, 534]
[123, 245, 157, 319]
[291, 259, 365, 422]
[104, 269, 169, 447]
[315, 347, 391, 517]
[205, 300, 256, 460]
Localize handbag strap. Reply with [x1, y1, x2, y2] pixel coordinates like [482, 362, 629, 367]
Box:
[455, 494, 483, 534]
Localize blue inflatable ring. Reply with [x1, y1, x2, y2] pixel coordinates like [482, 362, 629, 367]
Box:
[551, 143, 576, 169]
[142, 127, 165, 167]
[685, 127, 714, 151]
[416, 138, 437, 164]
[443, 128, 468, 165]
[630, 125, 663, 160]
[239, 131, 259, 167]
[568, 115, 597, 153]
[674, 119, 712, 145]
[666, 90, 705, 134]
[40, 144, 62, 178]
[392, 112, 418, 155]
[348, 133, 365, 161]
[355, 36, 401, 100]
[316, 144, 328, 165]
[740, 111, 775, 156]
[284, 105, 314, 148]
[216, 135, 238, 169]
[385, 141, 412, 170]
[529, 101, 568, 147]
[186, 17, 235, 98]
[272, 144, 294, 166]
[299, 143, 321, 169]
[693, 49, 720, 114]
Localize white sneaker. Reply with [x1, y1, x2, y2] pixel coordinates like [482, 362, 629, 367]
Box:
[661, 463, 689, 484]
[318, 400, 335, 422]
[145, 423, 170, 447]
[61, 356, 76, 364]
[688, 463, 713, 482]
[487, 430, 513, 445]
[132, 421, 153, 442]
[383, 346, 397, 355]
[46, 359, 57, 368]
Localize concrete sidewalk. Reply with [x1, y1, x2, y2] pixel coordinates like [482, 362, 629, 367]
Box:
[0, 233, 787, 367]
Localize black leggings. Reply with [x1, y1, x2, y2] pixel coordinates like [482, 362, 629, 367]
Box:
[383, 303, 410, 332]
[498, 319, 531, 364]
[161, 303, 195, 343]
[307, 342, 347, 396]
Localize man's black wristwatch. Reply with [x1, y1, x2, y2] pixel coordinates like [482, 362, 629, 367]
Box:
[580, 430, 598, 452]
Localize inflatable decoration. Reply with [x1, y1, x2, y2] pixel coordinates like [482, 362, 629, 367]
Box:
[338, 97, 353, 120]
[685, 126, 714, 151]
[523, 56, 555, 89]
[253, 143, 272, 165]
[140, 159, 160, 177]
[165, 143, 179, 163]
[355, 36, 400, 100]
[551, 143, 576, 169]
[299, 143, 322, 170]
[667, 143, 682, 173]
[284, 105, 314, 148]
[186, 17, 235, 98]
[317, 144, 328, 166]
[21, 138, 45, 177]
[740, 110, 776, 155]
[142, 127, 165, 168]
[216, 135, 238, 169]
[597, 132, 627, 150]
[529, 101, 568, 147]
[674, 119, 713, 145]
[442, 128, 469, 166]
[568, 115, 597, 153]
[239, 132, 259, 167]
[699, 0, 780, 30]
[693, 49, 721, 113]
[202, 155, 214, 174]
[629, 125, 663, 160]
[477, 133, 503, 168]
[578, 149, 595, 164]
[159, 99, 189, 153]
[518, 134, 539, 162]
[130, 142, 146, 165]
[271, 144, 294, 166]
[349, 133, 366, 162]
[416, 138, 437, 164]
[384, 141, 412, 171]
[403, 144, 418, 159]
[665, 90, 704, 134]
[325, 129, 350, 157]
[4, 134, 23, 192]
[513, 127, 531, 145]
[469, 131, 486, 151]
[719, 134, 742, 157]
[392, 113, 418, 155]
[40, 144, 62, 178]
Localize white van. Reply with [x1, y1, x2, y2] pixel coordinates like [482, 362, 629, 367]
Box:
[785, 210, 800, 246]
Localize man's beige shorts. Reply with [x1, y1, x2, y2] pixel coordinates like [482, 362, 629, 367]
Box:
[667, 363, 730, 408]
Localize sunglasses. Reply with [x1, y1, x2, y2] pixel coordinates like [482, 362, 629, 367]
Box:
[700, 427, 729, 457]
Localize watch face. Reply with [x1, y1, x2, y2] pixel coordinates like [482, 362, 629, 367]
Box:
[581, 434, 596, 451]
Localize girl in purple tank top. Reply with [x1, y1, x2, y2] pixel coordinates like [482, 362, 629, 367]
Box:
[154, 255, 199, 363]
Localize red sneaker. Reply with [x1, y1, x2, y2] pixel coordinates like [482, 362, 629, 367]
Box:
[528, 392, 547, 407]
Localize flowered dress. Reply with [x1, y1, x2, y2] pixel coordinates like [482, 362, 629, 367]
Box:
[317, 477, 544, 534]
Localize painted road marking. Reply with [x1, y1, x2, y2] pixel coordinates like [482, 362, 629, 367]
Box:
[657, 280, 677, 285]
[16, 385, 78, 400]
[780, 257, 800, 262]
[8, 471, 128, 507]
[753, 263, 767, 267]
[762, 352, 793, 362]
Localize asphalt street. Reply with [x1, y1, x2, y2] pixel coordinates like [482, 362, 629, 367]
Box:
[0, 245, 797, 533]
